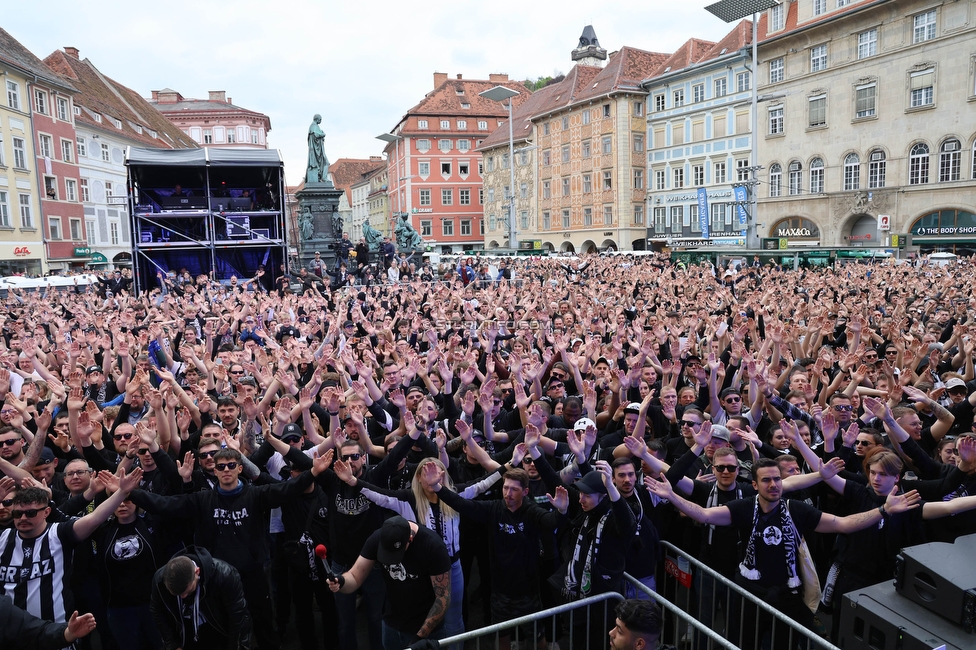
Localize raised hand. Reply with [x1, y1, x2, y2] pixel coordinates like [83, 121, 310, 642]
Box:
[176, 452, 195, 482]
[692, 420, 713, 448]
[645, 476, 676, 500]
[885, 487, 921, 514]
[818, 457, 846, 480]
[311, 448, 335, 476]
[546, 485, 569, 514]
[332, 459, 354, 484]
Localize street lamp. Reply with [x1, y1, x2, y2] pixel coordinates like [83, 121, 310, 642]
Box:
[705, 0, 780, 249]
[479, 85, 521, 251]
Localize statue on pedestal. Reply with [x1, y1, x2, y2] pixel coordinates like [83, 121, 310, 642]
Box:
[362, 219, 383, 252]
[331, 210, 344, 238]
[299, 206, 314, 241]
[395, 213, 424, 253]
[306, 114, 330, 185]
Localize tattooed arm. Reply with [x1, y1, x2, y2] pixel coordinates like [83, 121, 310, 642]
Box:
[417, 570, 451, 638]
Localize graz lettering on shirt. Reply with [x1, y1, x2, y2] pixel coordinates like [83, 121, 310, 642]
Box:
[335, 494, 370, 516]
[0, 559, 54, 583]
[213, 507, 249, 527]
[498, 522, 525, 535]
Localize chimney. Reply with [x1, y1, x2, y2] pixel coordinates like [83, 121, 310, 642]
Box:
[64, 46, 79, 59]
[433, 72, 448, 88]
[488, 73, 509, 82]
[151, 90, 159, 101]
[456, 74, 463, 80]
[208, 91, 227, 102]
[227, 98, 232, 105]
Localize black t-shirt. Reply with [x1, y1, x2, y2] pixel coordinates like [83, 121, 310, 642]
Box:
[726, 497, 821, 590]
[361, 525, 452, 635]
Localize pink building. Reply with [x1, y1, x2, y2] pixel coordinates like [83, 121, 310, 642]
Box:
[149, 89, 271, 148]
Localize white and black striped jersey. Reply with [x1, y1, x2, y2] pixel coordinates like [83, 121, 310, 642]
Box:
[0, 522, 77, 624]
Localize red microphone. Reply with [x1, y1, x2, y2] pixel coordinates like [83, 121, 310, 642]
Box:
[315, 544, 338, 582]
[315, 544, 328, 560]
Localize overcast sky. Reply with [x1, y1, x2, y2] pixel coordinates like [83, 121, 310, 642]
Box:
[5, 0, 736, 185]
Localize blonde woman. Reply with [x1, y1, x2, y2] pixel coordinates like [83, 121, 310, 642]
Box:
[332, 445, 524, 641]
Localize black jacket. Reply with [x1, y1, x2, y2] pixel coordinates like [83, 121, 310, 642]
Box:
[150, 546, 251, 650]
[0, 594, 68, 650]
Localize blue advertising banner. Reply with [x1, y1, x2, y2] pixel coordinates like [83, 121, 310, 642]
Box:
[697, 188, 709, 239]
[734, 185, 748, 226]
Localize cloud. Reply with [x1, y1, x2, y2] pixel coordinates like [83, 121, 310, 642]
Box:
[4, 0, 736, 185]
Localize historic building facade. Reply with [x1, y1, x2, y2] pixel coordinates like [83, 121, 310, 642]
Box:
[756, 0, 976, 255]
[150, 89, 271, 149]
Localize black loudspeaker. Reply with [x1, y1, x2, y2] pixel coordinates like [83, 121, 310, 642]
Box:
[894, 533, 976, 631]
[839, 581, 973, 650]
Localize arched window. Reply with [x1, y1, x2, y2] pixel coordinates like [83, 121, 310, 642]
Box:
[810, 158, 824, 193]
[769, 163, 782, 197]
[843, 153, 860, 191]
[939, 138, 961, 182]
[788, 161, 802, 195]
[868, 149, 886, 189]
[971, 140, 976, 180]
[909, 143, 929, 185]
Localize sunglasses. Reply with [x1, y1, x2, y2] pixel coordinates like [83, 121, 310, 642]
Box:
[724, 396, 741, 403]
[521, 457, 535, 465]
[11, 508, 46, 519]
[492, 400, 503, 406]
[215, 462, 239, 471]
[1, 499, 12, 507]
[713, 465, 738, 474]
[138, 448, 151, 455]
[854, 440, 874, 446]
[341, 453, 362, 462]
[680, 420, 702, 427]
[229, 370, 245, 375]
[198, 450, 219, 459]
[113, 433, 134, 441]
[833, 405, 853, 412]
[0, 439, 21, 447]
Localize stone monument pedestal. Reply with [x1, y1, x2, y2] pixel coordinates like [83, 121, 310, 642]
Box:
[297, 183, 344, 274]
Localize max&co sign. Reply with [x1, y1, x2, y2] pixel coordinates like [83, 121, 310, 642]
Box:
[13, 247, 31, 256]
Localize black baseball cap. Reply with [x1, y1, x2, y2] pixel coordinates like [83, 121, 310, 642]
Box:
[281, 423, 303, 442]
[377, 516, 412, 564]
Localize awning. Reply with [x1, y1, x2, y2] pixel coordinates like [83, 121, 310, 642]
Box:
[89, 252, 108, 264]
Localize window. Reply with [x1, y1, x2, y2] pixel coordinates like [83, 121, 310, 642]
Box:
[44, 176, 57, 200]
[39, 134, 53, 158]
[582, 110, 590, 125]
[101, 143, 110, 162]
[438, 139, 452, 152]
[654, 207, 666, 232]
[769, 58, 784, 84]
[19, 194, 33, 228]
[603, 170, 613, 190]
[61, 139, 73, 162]
[251, 131, 259, 145]
[419, 189, 431, 205]
[633, 169, 644, 189]
[584, 207, 593, 226]
[86, 219, 95, 244]
[654, 94, 665, 112]
[478, 161, 484, 175]
[714, 78, 727, 98]
[770, 3, 784, 31]
[49, 217, 62, 240]
[421, 220, 432, 236]
[502, 153, 510, 169]
[582, 140, 591, 158]
[457, 139, 472, 152]
[104, 182, 113, 198]
[655, 170, 666, 190]
[419, 161, 430, 176]
[788, 161, 802, 195]
[634, 205, 644, 225]
[34, 90, 48, 115]
[844, 153, 860, 190]
[857, 29, 877, 59]
[503, 185, 511, 201]
[459, 162, 469, 175]
[561, 116, 569, 130]
[70, 218, 81, 240]
[581, 174, 592, 194]
[226, 129, 235, 144]
[813, 0, 826, 16]
[542, 150, 550, 166]
[442, 220, 454, 236]
[542, 181, 550, 199]
[6, 81, 20, 110]
[769, 107, 784, 135]
[417, 119, 429, 130]
[65, 179, 77, 202]
[769, 164, 782, 197]
[479, 188, 484, 204]
[441, 188, 453, 206]
[12, 137, 26, 169]
[693, 84, 705, 103]
[673, 89, 684, 107]
[80, 178, 90, 202]
[910, 69, 934, 108]
[457, 120, 467, 130]
[670, 206, 683, 233]
[0, 192, 8, 227]
[562, 178, 570, 197]
[543, 211, 550, 230]
[478, 120, 488, 130]
[940, 139, 961, 182]
[561, 145, 570, 163]
[972, 142, 976, 180]
[868, 150, 886, 188]
[673, 168, 684, 189]
[736, 72, 750, 92]
[56, 97, 69, 121]
[201, 128, 213, 144]
[76, 137, 86, 158]
[488, 213, 497, 231]
[441, 162, 451, 175]
[440, 120, 450, 130]
[855, 83, 876, 118]
[602, 136, 612, 154]
[808, 95, 826, 127]
[562, 209, 570, 228]
[693, 165, 704, 186]
[417, 139, 432, 153]
[914, 10, 936, 43]
[714, 162, 727, 184]
[811, 44, 827, 72]
[460, 188, 471, 205]
[633, 101, 644, 116]
[460, 220, 472, 236]
[603, 104, 611, 118]
[736, 159, 749, 182]
[603, 206, 613, 225]
[518, 150, 527, 165]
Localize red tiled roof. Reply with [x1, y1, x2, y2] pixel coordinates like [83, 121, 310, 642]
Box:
[529, 65, 603, 118]
[701, 20, 753, 61]
[0, 28, 75, 92]
[477, 81, 566, 151]
[398, 76, 532, 123]
[43, 49, 196, 149]
[651, 38, 717, 77]
[573, 47, 671, 103]
[330, 158, 385, 205]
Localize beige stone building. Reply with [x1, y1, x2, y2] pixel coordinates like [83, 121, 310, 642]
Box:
[756, 0, 976, 256]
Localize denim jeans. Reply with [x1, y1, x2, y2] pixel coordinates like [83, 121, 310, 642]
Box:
[106, 604, 163, 650]
[333, 560, 385, 650]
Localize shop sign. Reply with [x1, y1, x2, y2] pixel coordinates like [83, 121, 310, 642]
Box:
[777, 227, 813, 237]
[73, 247, 91, 257]
[13, 247, 31, 256]
[412, 207, 433, 213]
[848, 233, 872, 242]
[913, 226, 976, 236]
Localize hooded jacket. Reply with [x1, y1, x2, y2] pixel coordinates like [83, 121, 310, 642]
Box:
[149, 546, 251, 650]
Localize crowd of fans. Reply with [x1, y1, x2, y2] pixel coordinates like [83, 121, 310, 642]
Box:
[0, 251, 975, 650]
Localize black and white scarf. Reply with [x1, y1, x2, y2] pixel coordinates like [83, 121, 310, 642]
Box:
[565, 508, 610, 598]
[739, 498, 801, 588]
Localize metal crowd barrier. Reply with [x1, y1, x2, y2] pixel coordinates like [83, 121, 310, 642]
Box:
[659, 540, 842, 650]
